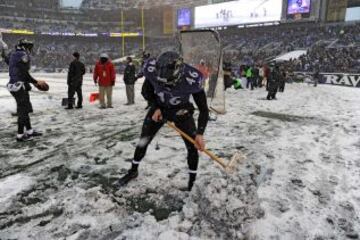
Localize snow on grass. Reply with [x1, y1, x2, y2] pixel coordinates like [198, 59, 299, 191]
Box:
[0, 174, 35, 212]
[0, 74, 359, 239]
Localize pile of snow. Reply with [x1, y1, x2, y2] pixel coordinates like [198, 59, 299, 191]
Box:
[0, 174, 34, 212]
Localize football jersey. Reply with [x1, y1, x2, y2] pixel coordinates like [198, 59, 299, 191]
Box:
[144, 58, 204, 108]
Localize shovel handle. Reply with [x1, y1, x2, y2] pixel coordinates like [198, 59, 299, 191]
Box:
[166, 122, 227, 169]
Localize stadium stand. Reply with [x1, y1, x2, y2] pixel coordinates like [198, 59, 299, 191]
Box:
[0, 0, 359, 73]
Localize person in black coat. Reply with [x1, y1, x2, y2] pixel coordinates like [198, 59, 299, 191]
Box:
[137, 52, 152, 108]
[223, 61, 233, 90]
[266, 65, 281, 100]
[124, 56, 136, 105]
[66, 52, 85, 109]
[278, 66, 286, 92]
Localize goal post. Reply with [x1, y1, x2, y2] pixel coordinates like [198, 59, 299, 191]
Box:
[179, 29, 226, 114]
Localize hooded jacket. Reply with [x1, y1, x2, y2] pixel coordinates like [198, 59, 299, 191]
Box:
[93, 60, 116, 87]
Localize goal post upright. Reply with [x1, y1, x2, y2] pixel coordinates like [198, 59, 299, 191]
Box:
[141, 7, 146, 51]
[121, 10, 125, 57]
[179, 29, 226, 114]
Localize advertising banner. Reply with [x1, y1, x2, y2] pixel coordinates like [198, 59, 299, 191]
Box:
[345, 7, 360, 21]
[10, 29, 34, 35]
[321, 73, 360, 88]
[194, 0, 282, 28]
[294, 72, 360, 88]
[60, 0, 82, 9]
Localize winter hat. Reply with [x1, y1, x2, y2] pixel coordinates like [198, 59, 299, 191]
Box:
[100, 53, 109, 59]
[73, 52, 80, 59]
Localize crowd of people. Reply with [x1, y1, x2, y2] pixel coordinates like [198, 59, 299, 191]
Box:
[0, 0, 59, 9]
[0, 33, 176, 72]
[0, 17, 122, 34]
[221, 22, 360, 73]
[1, 25, 358, 74]
[81, 0, 206, 9]
[294, 46, 360, 73]
[0, 4, 123, 33]
[0, 34, 121, 71]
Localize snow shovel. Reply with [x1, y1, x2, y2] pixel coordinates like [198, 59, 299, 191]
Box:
[166, 122, 245, 172]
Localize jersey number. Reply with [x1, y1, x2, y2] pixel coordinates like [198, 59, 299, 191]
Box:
[157, 92, 181, 106]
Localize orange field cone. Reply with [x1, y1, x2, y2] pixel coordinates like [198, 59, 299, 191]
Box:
[89, 92, 99, 102]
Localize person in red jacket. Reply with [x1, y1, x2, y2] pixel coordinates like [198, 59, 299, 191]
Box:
[196, 59, 209, 80]
[262, 64, 270, 87]
[93, 53, 116, 108]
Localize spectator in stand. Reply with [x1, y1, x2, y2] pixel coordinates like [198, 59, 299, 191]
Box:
[1, 15, 359, 74]
[123, 56, 136, 105]
[93, 53, 116, 109]
[66, 51, 85, 109]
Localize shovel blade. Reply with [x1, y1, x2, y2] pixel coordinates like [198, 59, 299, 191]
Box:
[225, 151, 246, 173]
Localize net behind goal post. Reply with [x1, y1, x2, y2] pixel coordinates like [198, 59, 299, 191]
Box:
[179, 30, 226, 114]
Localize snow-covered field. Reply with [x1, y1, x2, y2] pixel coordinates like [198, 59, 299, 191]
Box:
[0, 73, 359, 240]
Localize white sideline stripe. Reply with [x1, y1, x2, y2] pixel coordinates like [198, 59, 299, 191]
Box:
[188, 170, 197, 174]
[132, 160, 140, 164]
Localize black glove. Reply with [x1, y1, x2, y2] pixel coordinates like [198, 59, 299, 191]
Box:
[24, 82, 32, 91]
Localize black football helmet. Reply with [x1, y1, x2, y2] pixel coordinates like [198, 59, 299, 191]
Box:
[156, 51, 184, 86]
[16, 39, 34, 53]
[142, 51, 150, 60]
